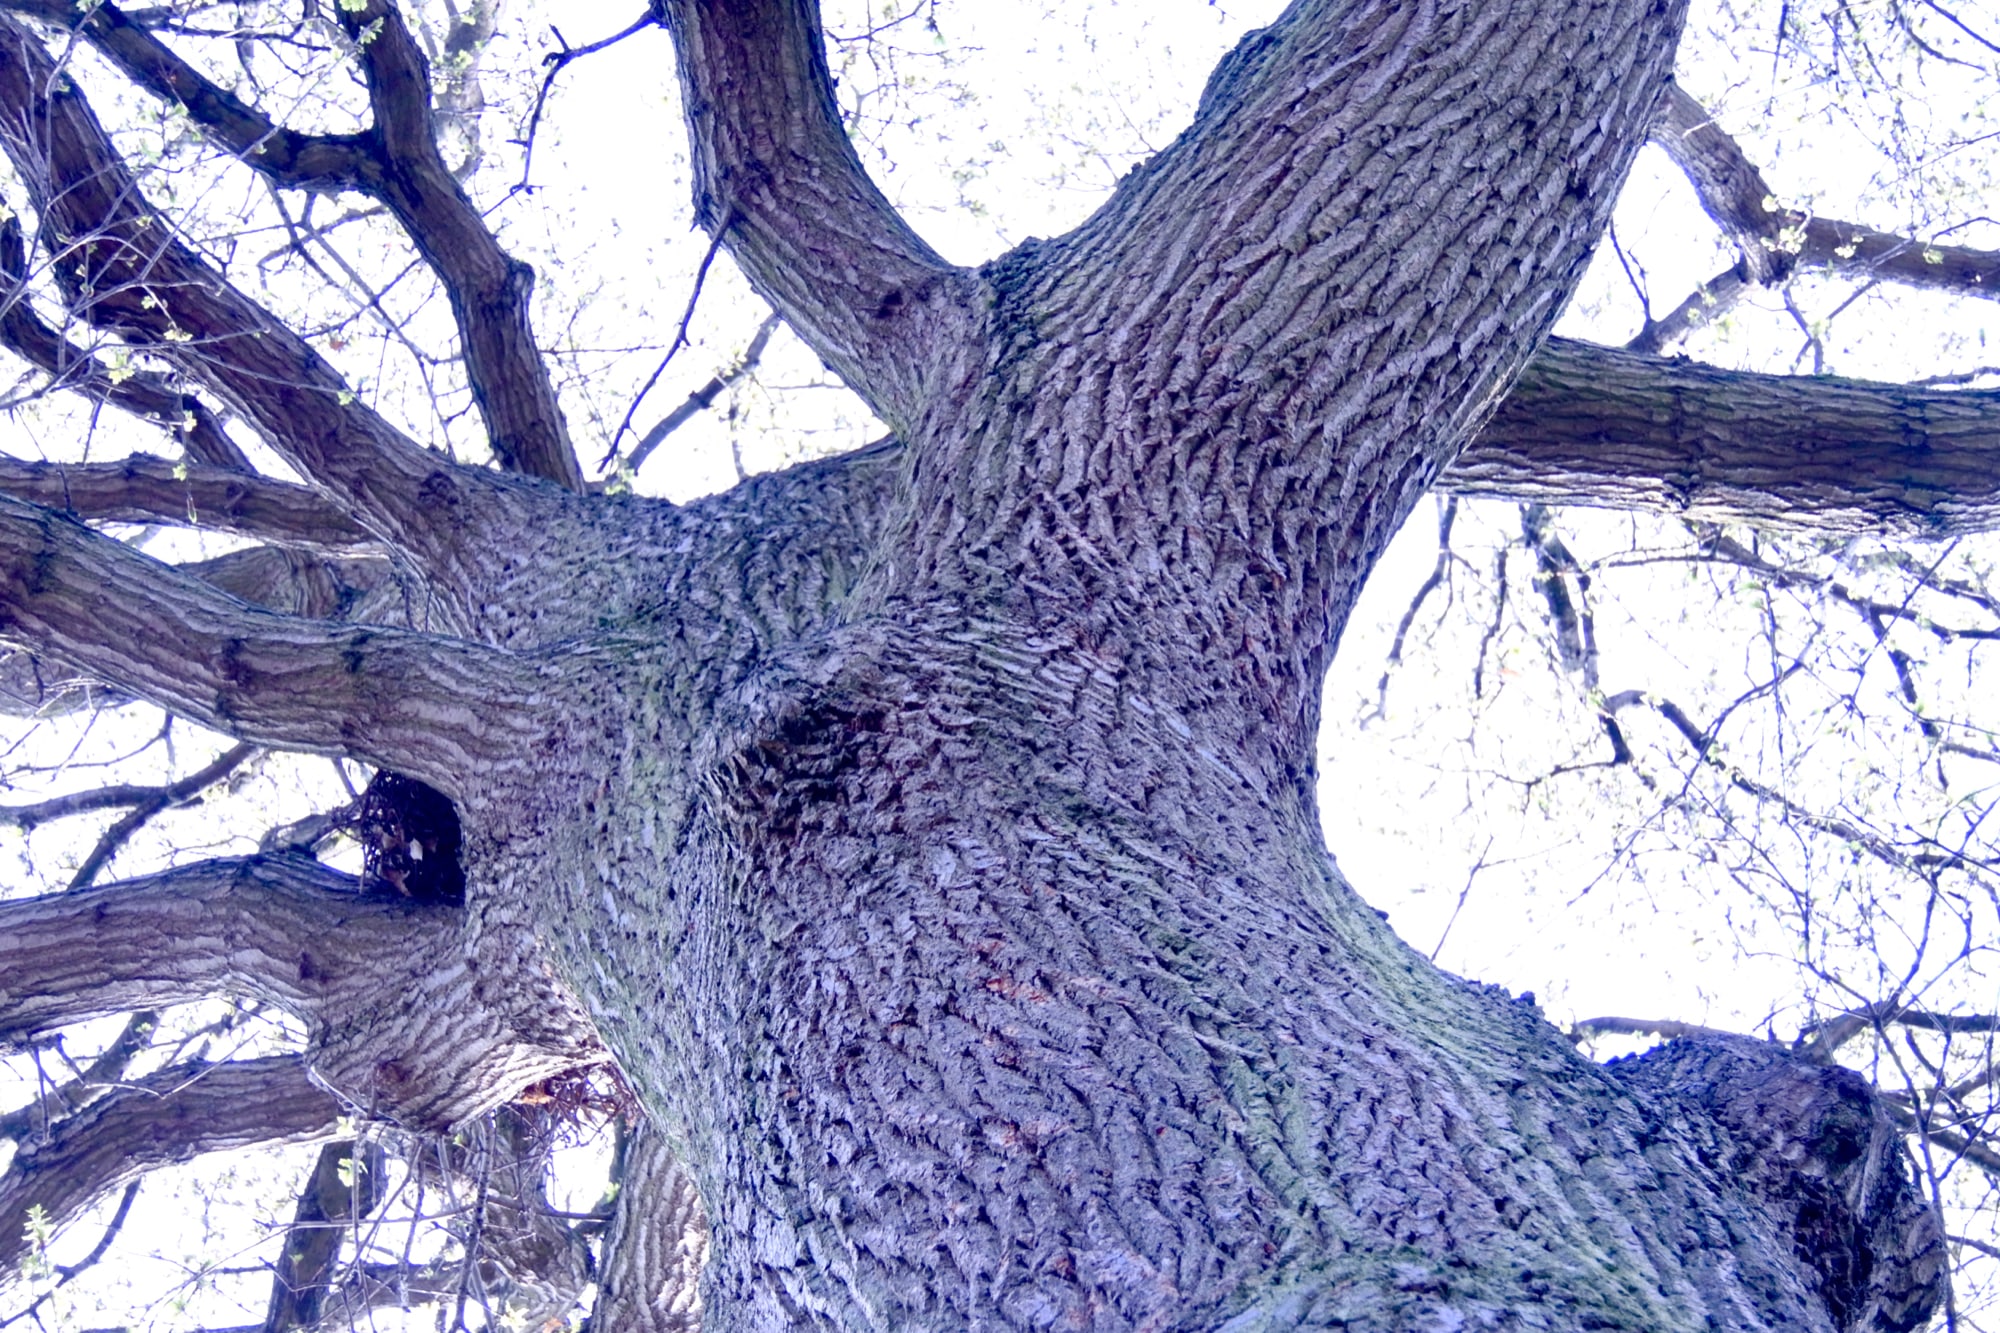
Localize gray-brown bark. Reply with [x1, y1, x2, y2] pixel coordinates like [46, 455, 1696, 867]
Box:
[1448, 337, 2000, 535]
[0, 1056, 343, 1291]
[593, 1122, 710, 1333]
[0, 855, 602, 1129]
[0, 0, 1969, 1327]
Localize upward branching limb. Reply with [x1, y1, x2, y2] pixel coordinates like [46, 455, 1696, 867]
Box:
[0, 494, 539, 786]
[0, 14, 510, 572]
[653, 0, 975, 430]
[0, 0, 583, 488]
[330, 0, 581, 489]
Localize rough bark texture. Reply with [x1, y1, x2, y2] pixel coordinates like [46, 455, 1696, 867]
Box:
[0, 856, 602, 1129]
[1450, 337, 2000, 535]
[0, 0, 1962, 1327]
[0, 1056, 343, 1291]
[594, 1122, 712, 1333]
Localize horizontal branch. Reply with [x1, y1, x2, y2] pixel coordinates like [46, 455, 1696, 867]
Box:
[0, 852, 607, 1128]
[0, 455, 369, 548]
[1448, 338, 2000, 536]
[0, 1056, 342, 1290]
[656, 0, 971, 428]
[0, 493, 537, 782]
[0, 854, 452, 1043]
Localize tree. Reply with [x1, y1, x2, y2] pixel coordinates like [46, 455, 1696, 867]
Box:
[0, 0, 1995, 1326]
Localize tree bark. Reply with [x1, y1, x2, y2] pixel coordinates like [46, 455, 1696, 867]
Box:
[0, 1057, 343, 1292]
[1447, 337, 2000, 536]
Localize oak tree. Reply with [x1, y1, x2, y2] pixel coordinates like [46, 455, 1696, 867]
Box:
[0, 0, 1997, 1327]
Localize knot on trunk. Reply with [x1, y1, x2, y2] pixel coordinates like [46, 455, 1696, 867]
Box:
[1612, 1035, 1947, 1333]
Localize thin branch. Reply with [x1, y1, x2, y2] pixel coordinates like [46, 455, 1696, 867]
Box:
[515, 13, 660, 194]
[1, 740, 254, 831]
[604, 220, 735, 470]
[624, 311, 782, 473]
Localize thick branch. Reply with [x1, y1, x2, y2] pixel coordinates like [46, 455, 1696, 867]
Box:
[0, 854, 452, 1042]
[0, 543, 400, 719]
[2, 0, 580, 487]
[0, 1056, 342, 1290]
[1448, 338, 2000, 536]
[0, 455, 369, 548]
[654, 0, 971, 428]
[590, 1121, 706, 1333]
[0, 853, 606, 1128]
[0, 494, 536, 782]
[0, 15, 487, 561]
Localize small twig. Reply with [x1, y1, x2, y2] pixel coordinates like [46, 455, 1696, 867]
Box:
[63, 743, 259, 890]
[513, 13, 660, 194]
[602, 215, 738, 469]
[624, 311, 782, 474]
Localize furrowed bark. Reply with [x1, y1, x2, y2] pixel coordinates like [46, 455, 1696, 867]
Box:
[0, 493, 540, 785]
[653, 0, 976, 429]
[0, 854, 605, 1129]
[1449, 337, 2000, 535]
[0, 14, 511, 571]
[0, 455, 370, 548]
[0, 1056, 343, 1292]
[591, 1122, 707, 1333]
[879, 0, 1684, 766]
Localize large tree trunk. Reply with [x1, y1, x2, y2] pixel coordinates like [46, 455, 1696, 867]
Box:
[454, 1, 1943, 1328]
